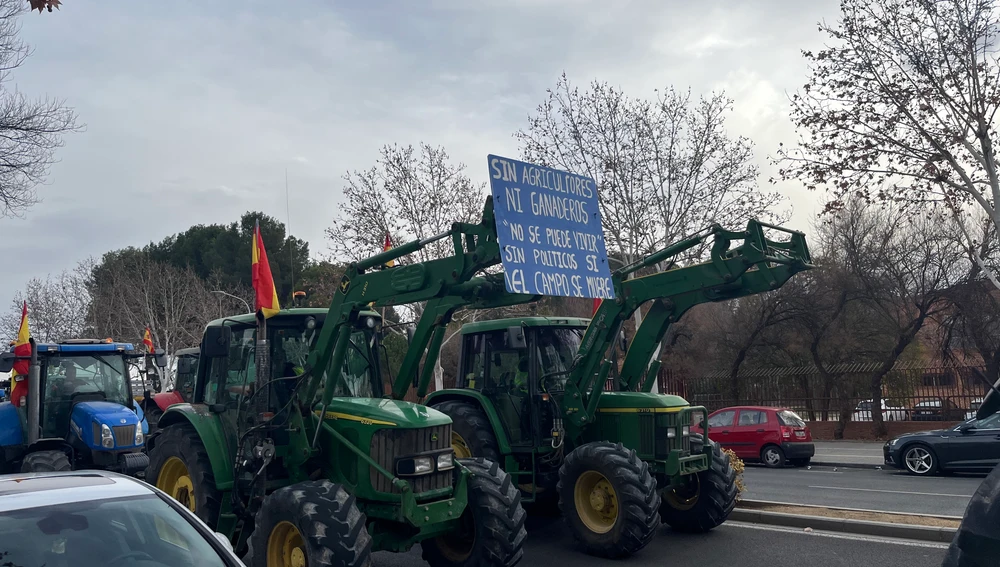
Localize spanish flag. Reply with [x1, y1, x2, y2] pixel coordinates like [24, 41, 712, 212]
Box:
[252, 220, 281, 319]
[11, 301, 30, 406]
[143, 327, 155, 353]
[592, 298, 602, 316]
[383, 231, 394, 268]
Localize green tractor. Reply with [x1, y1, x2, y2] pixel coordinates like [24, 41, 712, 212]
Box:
[402, 220, 814, 557]
[143, 303, 528, 567]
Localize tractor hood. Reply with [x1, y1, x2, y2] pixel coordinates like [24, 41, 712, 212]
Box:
[73, 401, 141, 427]
[596, 392, 690, 411]
[317, 397, 452, 428]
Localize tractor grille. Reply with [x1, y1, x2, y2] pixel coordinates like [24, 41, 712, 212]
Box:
[370, 424, 453, 494]
[113, 425, 135, 447]
[638, 414, 655, 455]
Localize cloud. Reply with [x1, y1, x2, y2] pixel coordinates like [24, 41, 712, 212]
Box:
[0, 0, 841, 304]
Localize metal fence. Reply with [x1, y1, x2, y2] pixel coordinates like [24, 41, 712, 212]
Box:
[649, 363, 992, 422]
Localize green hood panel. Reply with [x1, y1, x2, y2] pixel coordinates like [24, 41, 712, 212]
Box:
[316, 397, 452, 428]
[597, 392, 690, 411]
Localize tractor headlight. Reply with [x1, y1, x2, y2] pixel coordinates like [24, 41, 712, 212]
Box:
[667, 428, 677, 439]
[397, 456, 434, 476]
[437, 452, 455, 471]
[101, 424, 114, 448]
[682, 426, 691, 437]
[134, 427, 144, 446]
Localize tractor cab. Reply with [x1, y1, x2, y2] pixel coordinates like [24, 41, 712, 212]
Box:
[0, 339, 165, 474]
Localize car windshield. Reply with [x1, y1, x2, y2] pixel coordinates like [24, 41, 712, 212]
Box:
[41, 354, 131, 438]
[0, 494, 230, 567]
[777, 410, 806, 427]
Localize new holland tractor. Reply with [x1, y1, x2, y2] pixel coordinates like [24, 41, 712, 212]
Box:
[142, 200, 532, 567]
[395, 219, 813, 557]
[0, 338, 166, 474]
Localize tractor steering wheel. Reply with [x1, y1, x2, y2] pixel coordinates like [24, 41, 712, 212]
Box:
[107, 551, 155, 565]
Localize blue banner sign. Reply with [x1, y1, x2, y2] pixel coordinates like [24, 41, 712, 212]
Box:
[487, 154, 615, 299]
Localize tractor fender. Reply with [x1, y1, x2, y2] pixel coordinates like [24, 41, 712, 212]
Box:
[152, 404, 235, 490]
[0, 402, 23, 448]
[151, 391, 185, 412]
[424, 389, 514, 455]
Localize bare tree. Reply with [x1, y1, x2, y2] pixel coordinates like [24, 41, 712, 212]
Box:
[777, 0, 1000, 289]
[0, 0, 79, 218]
[2, 258, 92, 342]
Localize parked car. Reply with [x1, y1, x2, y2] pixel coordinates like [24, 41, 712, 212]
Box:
[884, 411, 1000, 475]
[966, 398, 985, 421]
[911, 397, 966, 421]
[702, 406, 815, 468]
[852, 399, 908, 421]
[0, 470, 244, 566]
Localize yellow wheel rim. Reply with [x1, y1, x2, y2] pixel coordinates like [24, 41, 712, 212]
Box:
[573, 471, 618, 534]
[157, 457, 196, 513]
[663, 474, 700, 511]
[451, 432, 472, 459]
[267, 521, 306, 567]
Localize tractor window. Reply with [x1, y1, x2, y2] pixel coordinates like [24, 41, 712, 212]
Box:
[483, 330, 530, 445]
[329, 330, 381, 398]
[205, 326, 256, 408]
[458, 334, 485, 390]
[41, 354, 130, 438]
[533, 327, 583, 392]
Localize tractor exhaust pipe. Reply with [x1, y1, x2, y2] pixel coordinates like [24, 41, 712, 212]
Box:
[26, 338, 40, 445]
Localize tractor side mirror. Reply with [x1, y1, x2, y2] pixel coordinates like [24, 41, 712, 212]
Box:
[0, 352, 13, 373]
[203, 326, 232, 358]
[154, 352, 168, 368]
[177, 358, 195, 374]
[508, 326, 527, 349]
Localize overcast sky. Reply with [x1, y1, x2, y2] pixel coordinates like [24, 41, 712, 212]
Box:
[0, 0, 839, 303]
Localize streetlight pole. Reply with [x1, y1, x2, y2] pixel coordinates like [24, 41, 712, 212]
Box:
[211, 290, 252, 313]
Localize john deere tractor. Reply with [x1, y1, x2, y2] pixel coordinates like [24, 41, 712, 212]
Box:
[397, 220, 813, 557]
[144, 198, 531, 567]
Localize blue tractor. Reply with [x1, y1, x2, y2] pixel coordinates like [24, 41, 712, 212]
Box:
[0, 338, 166, 474]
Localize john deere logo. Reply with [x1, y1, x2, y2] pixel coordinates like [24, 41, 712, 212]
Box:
[431, 433, 439, 442]
[339, 278, 351, 294]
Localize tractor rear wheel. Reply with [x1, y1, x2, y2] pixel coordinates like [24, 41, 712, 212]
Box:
[431, 401, 501, 462]
[421, 457, 527, 567]
[557, 442, 660, 558]
[659, 433, 737, 533]
[246, 480, 372, 567]
[145, 422, 221, 529]
[21, 450, 72, 472]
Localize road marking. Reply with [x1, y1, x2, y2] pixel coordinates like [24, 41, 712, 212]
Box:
[725, 522, 950, 549]
[809, 485, 974, 498]
[794, 470, 843, 474]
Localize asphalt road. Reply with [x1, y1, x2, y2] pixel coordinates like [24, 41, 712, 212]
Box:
[742, 464, 984, 516]
[372, 516, 948, 567]
[813, 441, 886, 466]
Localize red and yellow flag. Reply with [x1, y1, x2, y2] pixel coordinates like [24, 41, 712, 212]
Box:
[11, 301, 31, 406]
[383, 231, 394, 268]
[143, 327, 155, 353]
[252, 221, 281, 319]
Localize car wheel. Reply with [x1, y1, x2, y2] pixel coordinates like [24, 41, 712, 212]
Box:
[903, 444, 938, 476]
[761, 445, 785, 468]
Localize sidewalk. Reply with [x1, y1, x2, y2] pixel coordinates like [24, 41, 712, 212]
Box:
[810, 441, 885, 469]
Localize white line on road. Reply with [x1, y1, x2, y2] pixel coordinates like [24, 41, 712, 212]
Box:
[725, 522, 950, 549]
[794, 470, 843, 474]
[809, 485, 974, 498]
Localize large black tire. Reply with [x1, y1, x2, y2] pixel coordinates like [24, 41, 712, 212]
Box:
[21, 450, 72, 472]
[432, 401, 501, 462]
[246, 480, 372, 567]
[557, 442, 659, 558]
[144, 404, 163, 436]
[145, 422, 222, 529]
[659, 433, 737, 533]
[422, 458, 527, 567]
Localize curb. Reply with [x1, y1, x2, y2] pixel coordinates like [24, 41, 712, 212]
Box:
[738, 499, 964, 521]
[809, 460, 885, 470]
[730, 508, 958, 544]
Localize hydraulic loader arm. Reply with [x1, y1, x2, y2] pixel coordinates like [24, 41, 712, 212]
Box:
[303, 197, 509, 412]
[560, 220, 814, 432]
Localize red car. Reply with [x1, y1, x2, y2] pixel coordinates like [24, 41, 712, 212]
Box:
[701, 406, 815, 468]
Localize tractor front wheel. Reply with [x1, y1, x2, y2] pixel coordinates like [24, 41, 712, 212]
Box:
[246, 480, 372, 567]
[659, 433, 738, 533]
[145, 423, 221, 529]
[557, 442, 660, 558]
[21, 450, 72, 472]
[432, 401, 501, 462]
[422, 458, 527, 567]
